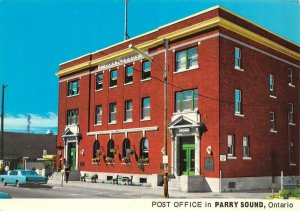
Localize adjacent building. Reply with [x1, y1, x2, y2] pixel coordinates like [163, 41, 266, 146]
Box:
[56, 6, 299, 192]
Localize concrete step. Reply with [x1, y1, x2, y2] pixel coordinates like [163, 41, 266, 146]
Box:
[168, 178, 181, 190]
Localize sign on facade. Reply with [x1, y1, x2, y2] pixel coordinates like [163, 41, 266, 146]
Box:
[220, 155, 227, 162]
[204, 157, 214, 171]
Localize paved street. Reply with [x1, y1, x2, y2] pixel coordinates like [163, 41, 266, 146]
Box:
[0, 178, 272, 199]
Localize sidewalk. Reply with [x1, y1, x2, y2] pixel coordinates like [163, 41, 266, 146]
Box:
[47, 178, 272, 199]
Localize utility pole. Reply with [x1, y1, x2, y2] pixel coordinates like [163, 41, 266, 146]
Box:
[124, 0, 129, 40]
[163, 39, 169, 198]
[0, 84, 7, 160]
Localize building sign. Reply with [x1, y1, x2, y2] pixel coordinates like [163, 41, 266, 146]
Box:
[178, 128, 191, 133]
[98, 53, 143, 71]
[204, 157, 214, 171]
[220, 155, 227, 162]
[162, 155, 168, 164]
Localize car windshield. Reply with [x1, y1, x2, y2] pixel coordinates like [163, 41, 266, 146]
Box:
[21, 170, 38, 175]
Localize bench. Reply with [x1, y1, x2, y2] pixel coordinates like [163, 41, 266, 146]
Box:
[80, 173, 98, 183]
[112, 175, 133, 185]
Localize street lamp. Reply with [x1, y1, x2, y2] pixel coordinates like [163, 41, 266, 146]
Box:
[0, 83, 8, 161]
[129, 40, 169, 198]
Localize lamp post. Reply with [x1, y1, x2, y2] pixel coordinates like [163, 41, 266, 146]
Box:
[0, 84, 8, 161]
[129, 39, 169, 198]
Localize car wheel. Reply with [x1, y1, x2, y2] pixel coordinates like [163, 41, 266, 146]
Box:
[16, 181, 20, 188]
[2, 179, 7, 186]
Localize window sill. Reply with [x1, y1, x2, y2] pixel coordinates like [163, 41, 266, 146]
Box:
[235, 113, 244, 117]
[174, 65, 199, 74]
[108, 122, 117, 125]
[289, 163, 296, 166]
[270, 129, 277, 133]
[234, 66, 244, 71]
[92, 162, 100, 165]
[121, 162, 132, 166]
[109, 86, 117, 89]
[124, 82, 133, 86]
[95, 89, 103, 92]
[67, 94, 80, 98]
[123, 120, 133, 123]
[227, 156, 237, 159]
[243, 157, 252, 160]
[140, 118, 151, 122]
[288, 83, 295, 88]
[94, 123, 102, 126]
[270, 95, 277, 99]
[141, 78, 151, 82]
[289, 122, 296, 126]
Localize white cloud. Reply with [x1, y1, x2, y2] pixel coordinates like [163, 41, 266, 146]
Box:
[4, 112, 58, 134]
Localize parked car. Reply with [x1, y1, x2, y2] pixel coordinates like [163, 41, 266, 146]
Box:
[0, 169, 48, 187]
[0, 192, 12, 199]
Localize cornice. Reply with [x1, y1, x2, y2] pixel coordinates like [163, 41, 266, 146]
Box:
[56, 16, 300, 77]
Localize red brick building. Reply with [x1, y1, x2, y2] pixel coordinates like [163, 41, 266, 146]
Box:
[56, 6, 299, 192]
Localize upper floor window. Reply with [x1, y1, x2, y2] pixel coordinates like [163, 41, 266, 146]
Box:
[124, 100, 133, 122]
[96, 73, 103, 90]
[109, 103, 117, 123]
[175, 47, 198, 72]
[288, 103, 294, 124]
[95, 105, 102, 125]
[288, 68, 294, 86]
[270, 111, 276, 132]
[142, 61, 151, 80]
[227, 134, 235, 157]
[234, 47, 241, 69]
[125, 65, 133, 84]
[243, 136, 250, 158]
[140, 138, 149, 159]
[67, 109, 78, 125]
[269, 74, 275, 97]
[175, 89, 198, 112]
[68, 80, 79, 96]
[234, 89, 242, 115]
[110, 70, 118, 87]
[141, 97, 151, 120]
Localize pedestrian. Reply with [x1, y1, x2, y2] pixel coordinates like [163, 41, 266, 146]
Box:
[65, 166, 71, 183]
[4, 165, 9, 174]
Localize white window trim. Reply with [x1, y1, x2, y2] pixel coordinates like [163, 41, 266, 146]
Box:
[123, 120, 133, 123]
[67, 94, 80, 98]
[227, 156, 237, 159]
[234, 66, 244, 71]
[173, 65, 199, 74]
[108, 122, 117, 125]
[141, 78, 151, 82]
[270, 129, 278, 133]
[243, 157, 252, 160]
[234, 113, 244, 117]
[109, 86, 118, 89]
[269, 95, 277, 99]
[288, 83, 295, 88]
[289, 163, 297, 166]
[94, 123, 102, 126]
[124, 82, 134, 86]
[95, 89, 103, 92]
[140, 117, 151, 122]
[289, 122, 296, 126]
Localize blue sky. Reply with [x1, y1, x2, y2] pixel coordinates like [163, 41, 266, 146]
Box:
[0, 0, 299, 134]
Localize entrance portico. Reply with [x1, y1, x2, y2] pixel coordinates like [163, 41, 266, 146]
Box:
[168, 111, 207, 177]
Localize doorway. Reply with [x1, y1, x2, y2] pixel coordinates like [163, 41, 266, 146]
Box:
[180, 136, 195, 175]
[68, 143, 77, 170]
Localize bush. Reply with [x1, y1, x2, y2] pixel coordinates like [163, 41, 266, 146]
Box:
[281, 189, 300, 199]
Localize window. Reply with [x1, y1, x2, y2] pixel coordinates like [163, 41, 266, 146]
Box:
[243, 136, 250, 158]
[96, 73, 103, 90]
[270, 112, 276, 131]
[288, 68, 293, 85]
[93, 140, 100, 159]
[175, 89, 198, 112]
[227, 134, 235, 157]
[125, 65, 133, 84]
[140, 138, 149, 159]
[95, 105, 102, 124]
[234, 47, 241, 69]
[234, 89, 242, 114]
[142, 97, 150, 120]
[109, 103, 117, 123]
[288, 103, 294, 123]
[68, 80, 79, 96]
[122, 139, 131, 159]
[124, 100, 133, 122]
[67, 109, 78, 125]
[270, 74, 275, 96]
[175, 47, 198, 72]
[142, 61, 151, 80]
[110, 70, 118, 87]
[107, 139, 115, 158]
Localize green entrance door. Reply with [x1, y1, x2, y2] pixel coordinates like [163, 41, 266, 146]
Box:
[180, 137, 195, 175]
[69, 143, 77, 170]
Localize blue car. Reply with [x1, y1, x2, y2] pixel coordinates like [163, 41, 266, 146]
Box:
[0, 169, 48, 187]
[0, 192, 12, 199]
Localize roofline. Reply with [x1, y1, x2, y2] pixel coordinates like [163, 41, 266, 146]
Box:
[57, 5, 300, 77]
